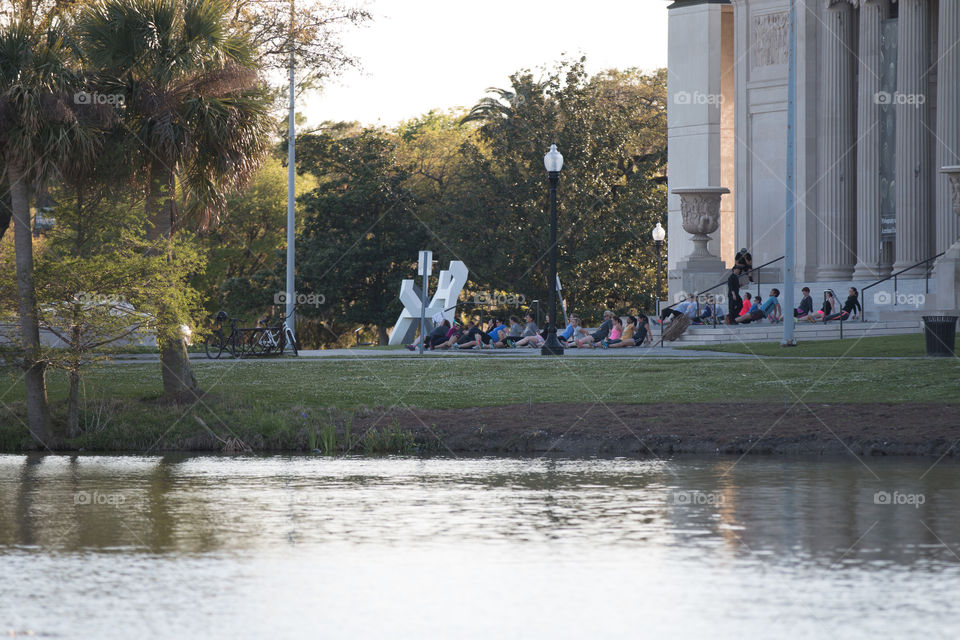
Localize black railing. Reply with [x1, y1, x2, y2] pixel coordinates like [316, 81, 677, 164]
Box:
[659, 255, 785, 319]
[860, 252, 944, 321]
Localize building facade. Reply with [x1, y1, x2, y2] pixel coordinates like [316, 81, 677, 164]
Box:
[666, 0, 960, 299]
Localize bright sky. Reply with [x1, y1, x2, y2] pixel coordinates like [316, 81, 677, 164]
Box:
[303, 0, 669, 127]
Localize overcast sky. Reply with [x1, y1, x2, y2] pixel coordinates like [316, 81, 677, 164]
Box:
[302, 0, 669, 127]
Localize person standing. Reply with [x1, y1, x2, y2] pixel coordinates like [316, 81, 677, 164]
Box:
[727, 266, 743, 324]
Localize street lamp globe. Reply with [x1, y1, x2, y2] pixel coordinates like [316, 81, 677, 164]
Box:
[543, 144, 564, 173]
[652, 221, 666, 243]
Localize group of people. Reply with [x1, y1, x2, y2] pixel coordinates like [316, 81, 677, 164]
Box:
[725, 265, 861, 325]
[407, 309, 654, 351]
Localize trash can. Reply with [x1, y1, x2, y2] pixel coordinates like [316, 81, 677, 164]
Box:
[922, 316, 958, 357]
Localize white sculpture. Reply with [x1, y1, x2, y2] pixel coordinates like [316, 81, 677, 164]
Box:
[388, 260, 469, 345]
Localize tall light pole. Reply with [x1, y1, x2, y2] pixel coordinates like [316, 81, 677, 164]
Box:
[652, 222, 666, 314]
[781, 0, 797, 347]
[284, 0, 297, 352]
[541, 144, 564, 356]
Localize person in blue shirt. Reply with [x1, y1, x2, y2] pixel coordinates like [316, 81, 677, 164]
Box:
[736, 288, 781, 324]
[559, 314, 588, 347]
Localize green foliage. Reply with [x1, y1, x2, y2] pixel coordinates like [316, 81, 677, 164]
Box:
[295, 126, 423, 344]
[455, 59, 668, 321]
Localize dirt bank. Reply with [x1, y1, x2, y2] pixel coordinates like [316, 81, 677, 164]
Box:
[352, 402, 960, 457]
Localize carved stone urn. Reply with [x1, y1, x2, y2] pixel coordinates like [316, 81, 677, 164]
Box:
[929, 167, 960, 312]
[944, 166, 960, 216]
[671, 187, 730, 259]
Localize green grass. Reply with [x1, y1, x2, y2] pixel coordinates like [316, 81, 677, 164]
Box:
[678, 333, 958, 358]
[1, 356, 956, 451]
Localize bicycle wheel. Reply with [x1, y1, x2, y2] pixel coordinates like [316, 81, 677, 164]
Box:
[204, 333, 225, 359]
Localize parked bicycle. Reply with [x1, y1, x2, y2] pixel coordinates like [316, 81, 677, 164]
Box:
[204, 311, 298, 359]
[204, 311, 241, 359]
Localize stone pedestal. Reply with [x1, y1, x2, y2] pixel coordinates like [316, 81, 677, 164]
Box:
[669, 187, 729, 298]
[928, 167, 960, 312]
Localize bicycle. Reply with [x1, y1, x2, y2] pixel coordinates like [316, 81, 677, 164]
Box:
[204, 312, 240, 359]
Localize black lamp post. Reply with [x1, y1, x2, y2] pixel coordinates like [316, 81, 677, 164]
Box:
[652, 221, 666, 312]
[541, 144, 565, 356]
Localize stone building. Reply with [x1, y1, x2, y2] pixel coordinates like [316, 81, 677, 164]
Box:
[665, 0, 959, 310]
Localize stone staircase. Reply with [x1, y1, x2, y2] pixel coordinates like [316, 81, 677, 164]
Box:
[662, 318, 923, 346]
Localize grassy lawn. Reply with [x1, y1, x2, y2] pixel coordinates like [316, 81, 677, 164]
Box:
[678, 333, 959, 358]
[1, 357, 956, 450]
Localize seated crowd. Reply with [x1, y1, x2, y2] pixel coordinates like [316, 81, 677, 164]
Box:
[407, 309, 654, 351]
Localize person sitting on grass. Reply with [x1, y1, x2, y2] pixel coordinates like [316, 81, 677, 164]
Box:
[513, 312, 544, 348]
[452, 320, 484, 349]
[576, 310, 615, 348]
[609, 316, 623, 341]
[736, 288, 780, 324]
[497, 315, 524, 347]
[432, 321, 464, 350]
[604, 315, 638, 348]
[794, 287, 814, 322]
[480, 318, 505, 349]
[407, 319, 450, 351]
[634, 314, 653, 346]
[559, 314, 588, 347]
[823, 287, 861, 323]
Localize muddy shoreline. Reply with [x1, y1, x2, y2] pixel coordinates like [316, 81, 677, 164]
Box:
[350, 402, 960, 458]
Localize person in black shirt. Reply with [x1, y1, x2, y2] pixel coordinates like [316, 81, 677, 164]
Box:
[794, 287, 814, 322]
[823, 287, 861, 323]
[734, 248, 753, 282]
[726, 266, 743, 324]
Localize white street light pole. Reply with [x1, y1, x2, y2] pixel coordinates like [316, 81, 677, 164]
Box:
[782, 0, 797, 347]
[285, 0, 297, 352]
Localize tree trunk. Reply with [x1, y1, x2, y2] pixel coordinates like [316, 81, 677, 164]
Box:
[378, 326, 389, 345]
[8, 161, 52, 445]
[67, 370, 80, 438]
[147, 166, 200, 403]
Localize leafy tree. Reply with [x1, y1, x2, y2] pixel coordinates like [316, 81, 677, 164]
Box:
[296, 127, 422, 345]
[77, 0, 274, 401]
[457, 59, 668, 321]
[193, 154, 316, 323]
[0, 17, 105, 444]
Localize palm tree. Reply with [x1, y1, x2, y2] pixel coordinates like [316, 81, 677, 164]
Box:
[0, 19, 101, 444]
[77, 0, 273, 402]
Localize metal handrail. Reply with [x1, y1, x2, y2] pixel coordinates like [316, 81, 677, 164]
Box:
[659, 255, 785, 318]
[860, 252, 944, 321]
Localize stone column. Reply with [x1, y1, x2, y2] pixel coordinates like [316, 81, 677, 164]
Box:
[935, 1, 960, 254]
[853, 0, 889, 279]
[893, 0, 932, 276]
[928, 167, 960, 311]
[817, 0, 857, 280]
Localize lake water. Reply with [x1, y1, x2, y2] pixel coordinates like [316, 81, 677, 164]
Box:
[2, 454, 959, 639]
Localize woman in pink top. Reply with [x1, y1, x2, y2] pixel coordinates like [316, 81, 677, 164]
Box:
[609, 316, 623, 341]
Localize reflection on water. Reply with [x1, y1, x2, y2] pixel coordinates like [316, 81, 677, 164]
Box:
[1, 454, 959, 639]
